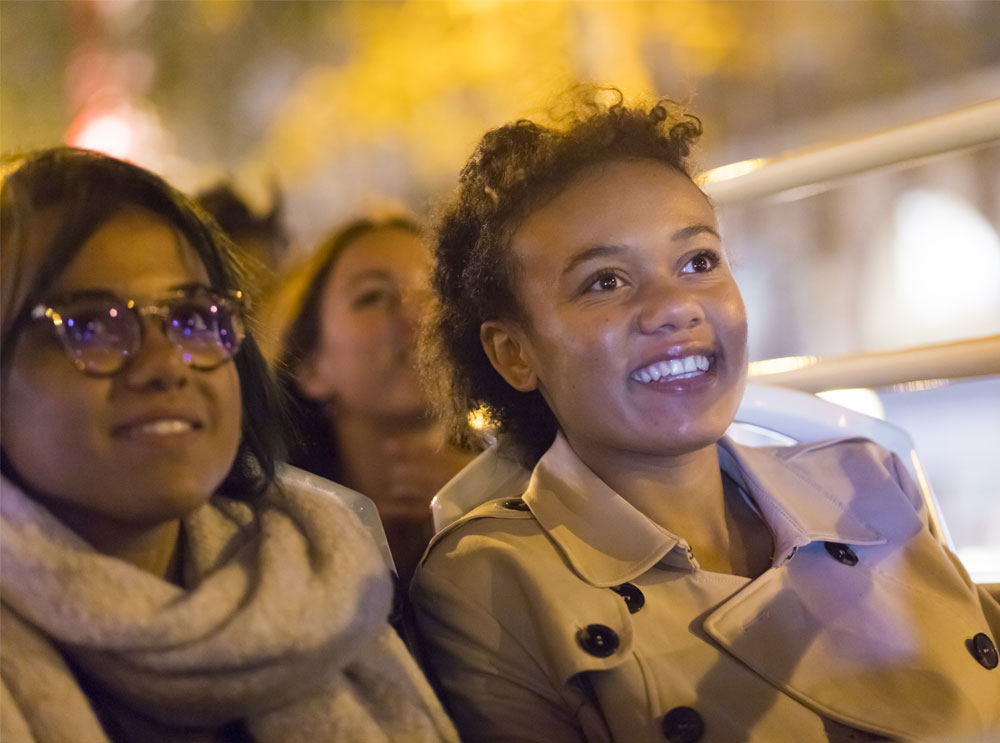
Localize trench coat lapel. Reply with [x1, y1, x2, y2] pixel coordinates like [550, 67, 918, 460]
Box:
[716, 438, 887, 564]
[706, 439, 996, 739]
[523, 434, 890, 588]
[523, 434, 680, 588]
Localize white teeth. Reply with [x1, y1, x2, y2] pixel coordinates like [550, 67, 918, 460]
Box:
[138, 419, 194, 435]
[631, 355, 711, 384]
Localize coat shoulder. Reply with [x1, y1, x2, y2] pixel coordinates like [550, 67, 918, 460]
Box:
[417, 496, 560, 588]
[772, 435, 894, 466]
[766, 435, 925, 515]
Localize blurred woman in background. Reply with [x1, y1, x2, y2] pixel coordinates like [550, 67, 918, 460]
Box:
[0, 148, 456, 743]
[279, 217, 473, 587]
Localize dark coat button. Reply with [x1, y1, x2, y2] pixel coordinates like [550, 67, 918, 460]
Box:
[611, 583, 645, 614]
[824, 542, 859, 566]
[661, 706, 704, 742]
[502, 498, 531, 511]
[576, 624, 619, 658]
[969, 632, 999, 669]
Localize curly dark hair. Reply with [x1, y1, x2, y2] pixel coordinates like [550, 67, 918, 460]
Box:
[422, 90, 704, 466]
[1, 147, 286, 499]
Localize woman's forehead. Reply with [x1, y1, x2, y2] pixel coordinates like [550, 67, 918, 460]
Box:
[511, 160, 715, 263]
[51, 206, 210, 296]
[329, 228, 429, 284]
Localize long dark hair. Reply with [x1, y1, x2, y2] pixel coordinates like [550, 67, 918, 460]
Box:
[1, 147, 286, 498]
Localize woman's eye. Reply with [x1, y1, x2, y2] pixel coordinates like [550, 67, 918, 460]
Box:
[681, 251, 720, 274]
[63, 305, 126, 346]
[66, 314, 108, 343]
[173, 306, 214, 334]
[352, 287, 396, 309]
[585, 271, 627, 293]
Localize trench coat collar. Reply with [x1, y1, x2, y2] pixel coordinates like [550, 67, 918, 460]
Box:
[522, 434, 885, 588]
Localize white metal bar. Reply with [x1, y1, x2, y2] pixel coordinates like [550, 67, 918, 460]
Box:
[701, 99, 1000, 205]
[748, 335, 1000, 393]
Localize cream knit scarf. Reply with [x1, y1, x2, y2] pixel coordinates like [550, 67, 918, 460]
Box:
[0, 471, 457, 743]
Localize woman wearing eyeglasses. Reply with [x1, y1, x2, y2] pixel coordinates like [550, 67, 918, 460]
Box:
[0, 148, 456, 743]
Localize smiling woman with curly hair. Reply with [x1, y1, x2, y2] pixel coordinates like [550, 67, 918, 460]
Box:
[411, 92, 1000, 743]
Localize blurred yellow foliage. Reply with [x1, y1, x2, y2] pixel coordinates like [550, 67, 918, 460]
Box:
[257, 1, 743, 189]
[196, 0, 248, 34]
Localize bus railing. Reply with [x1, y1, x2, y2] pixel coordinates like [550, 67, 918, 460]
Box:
[747, 335, 1000, 393]
[699, 99, 1000, 205]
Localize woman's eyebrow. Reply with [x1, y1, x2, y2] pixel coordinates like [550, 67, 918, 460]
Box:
[560, 225, 721, 277]
[347, 268, 394, 284]
[671, 224, 721, 242]
[168, 281, 214, 293]
[561, 244, 627, 277]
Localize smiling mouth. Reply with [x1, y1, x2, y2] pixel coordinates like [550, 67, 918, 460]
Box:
[631, 355, 712, 384]
[115, 418, 202, 438]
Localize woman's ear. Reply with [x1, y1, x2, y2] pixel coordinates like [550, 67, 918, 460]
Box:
[480, 320, 538, 392]
[295, 353, 335, 401]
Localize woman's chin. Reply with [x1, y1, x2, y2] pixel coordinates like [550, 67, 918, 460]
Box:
[363, 390, 433, 422]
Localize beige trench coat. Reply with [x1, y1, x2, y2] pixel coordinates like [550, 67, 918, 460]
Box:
[411, 436, 1000, 742]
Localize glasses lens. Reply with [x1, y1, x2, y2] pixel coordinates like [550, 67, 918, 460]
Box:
[166, 294, 244, 369]
[59, 297, 138, 375]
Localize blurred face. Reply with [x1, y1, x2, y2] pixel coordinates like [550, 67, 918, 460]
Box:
[484, 159, 748, 463]
[1, 207, 243, 528]
[298, 227, 431, 419]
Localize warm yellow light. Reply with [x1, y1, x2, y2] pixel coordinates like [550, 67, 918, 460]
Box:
[816, 388, 885, 420]
[698, 158, 766, 186]
[888, 379, 950, 393]
[467, 404, 494, 431]
[747, 355, 818, 376]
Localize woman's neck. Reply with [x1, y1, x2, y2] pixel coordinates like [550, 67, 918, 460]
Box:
[564, 435, 772, 577]
[329, 406, 437, 495]
[575, 440, 727, 533]
[36, 496, 182, 580]
[102, 521, 182, 581]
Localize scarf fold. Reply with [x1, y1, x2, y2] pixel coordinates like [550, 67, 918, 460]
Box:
[1, 471, 457, 743]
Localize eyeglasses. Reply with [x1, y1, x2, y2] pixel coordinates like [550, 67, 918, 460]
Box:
[27, 287, 246, 376]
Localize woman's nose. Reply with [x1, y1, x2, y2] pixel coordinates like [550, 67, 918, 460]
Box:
[397, 287, 427, 333]
[636, 281, 705, 335]
[120, 320, 190, 391]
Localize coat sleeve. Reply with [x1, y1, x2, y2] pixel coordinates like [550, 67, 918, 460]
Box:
[410, 563, 600, 743]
